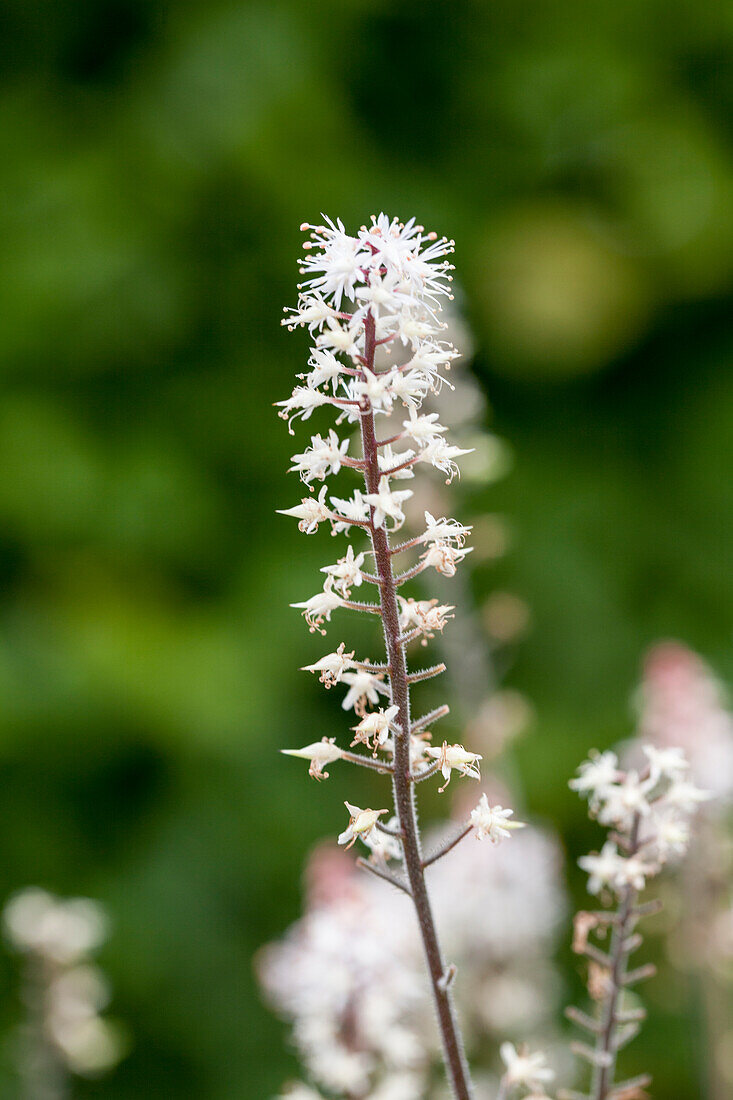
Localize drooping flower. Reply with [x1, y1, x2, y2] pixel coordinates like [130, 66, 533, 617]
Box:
[337, 802, 389, 849]
[282, 739, 343, 781]
[425, 742, 482, 792]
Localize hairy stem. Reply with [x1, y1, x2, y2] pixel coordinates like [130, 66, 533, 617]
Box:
[358, 311, 473, 1100]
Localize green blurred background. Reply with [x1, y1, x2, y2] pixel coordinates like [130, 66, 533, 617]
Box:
[0, 0, 731, 1095]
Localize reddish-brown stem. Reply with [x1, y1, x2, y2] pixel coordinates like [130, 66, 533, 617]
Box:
[358, 310, 473, 1100]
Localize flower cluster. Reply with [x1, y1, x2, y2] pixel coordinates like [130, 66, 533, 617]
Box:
[572, 744, 710, 895]
[559, 741, 710, 1100]
[259, 825, 565, 1100]
[3, 888, 123, 1087]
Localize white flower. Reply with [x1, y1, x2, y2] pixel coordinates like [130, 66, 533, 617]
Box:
[321, 546, 366, 597]
[364, 476, 413, 530]
[425, 742, 482, 792]
[661, 777, 713, 813]
[337, 802, 388, 849]
[290, 430, 350, 485]
[351, 367, 397, 414]
[417, 437, 472, 482]
[329, 489, 370, 534]
[4, 890, 107, 966]
[596, 770, 654, 830]
[360, 816, 403, 865]
[315, 317, 362, 358]
[420, 539, 472, 577]
[282, 292, 336, 333]
[277, 486, 332, 534]
[569, 750, 620, 802]
[291, 581, 344, 634]
[420, 511, 472, 548]
[301, 643, 356, 687]
[387, 369, 431, 408]
[578, 841, 626, 895]
[300, 217, 370, 308]
[378, 444, 416, 479]
[615, 853, 657, 892]
[397, 596, 454, 643]
[470, 795, 525, 844]
[642, 744, 690, 783]
[340, 670, 388, 713]
[275, 386, 332, 432]
[402, 407, 448, 447]
[301, 348, 344, 392]
[499, 1042, 555, 1091]
[351, 705, 400, 755]
[281, 739, 342, 780]
[644, 809, 690, 862]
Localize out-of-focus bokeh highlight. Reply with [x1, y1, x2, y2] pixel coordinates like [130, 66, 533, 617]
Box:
[0, 2, 730, 1096]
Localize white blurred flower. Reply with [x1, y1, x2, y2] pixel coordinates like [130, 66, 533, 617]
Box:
[470, 796, 525, 844]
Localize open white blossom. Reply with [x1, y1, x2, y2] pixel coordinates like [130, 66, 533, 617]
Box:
[351, 706, 400, 755]
[340, 670, 389, 714]
[421, 511, 472, 547]
[470, 796, 525, 844]
[425, 742, 482, 792]
[321, 546, 366, 597]
[281, 739, 343, 781]
[363, 476, 413, 530]
[291, 581, 344, 634]
[301, 643, 356, 687]
[290, 430, 350, 485]
[277, 486, 332, 534]
[499, 1042, 555, 1091]
[337, 803, 389, 850]
[402, 408, 448, 447]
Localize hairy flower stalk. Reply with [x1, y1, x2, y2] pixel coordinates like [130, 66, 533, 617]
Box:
[276, 215, 520, 1099]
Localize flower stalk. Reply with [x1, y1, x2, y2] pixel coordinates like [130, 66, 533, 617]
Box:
[358, 309, 473, 1099]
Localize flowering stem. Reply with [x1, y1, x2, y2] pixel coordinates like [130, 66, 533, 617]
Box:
[358, 311, 474, 1100]
[590, 813, 642, 1100]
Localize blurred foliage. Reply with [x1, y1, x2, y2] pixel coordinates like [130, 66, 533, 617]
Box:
[0, 0, 731, 1096]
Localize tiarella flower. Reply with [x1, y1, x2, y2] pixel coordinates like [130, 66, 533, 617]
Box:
[290, 430, 350, 485]
[643, 809, 691, 862]
[277, 486, 332, 534]
[340, 670, 388, 714]
[595, 770, 654, 830]
[402, 408, 448, 447]
[661, 777, 712, 813]
[398, 596, 455, 643]
[360, 816, 403, 865]
[417, 437, 473, 482]
[282, 292, 336, 333]
[300, 348, 345, 392]
[321, 546, 366, 597]
[378, 444, 416, 479]
[364, 476, 413, 530]
[337, 803, 388, 850]
[291, 581, 344, 634]
[329, 488, 370, 534]
[315, 317, 362, 359]
[301, 643, 356, 687]
[282, 739, 342, 781]
[299, 217, 370, 308]
[578, 840, 626, 895]
[276, 386, 332, 432]
[421, 511, 472, 547]
[420, 539, 472, 577]
[642, 744, 689, 783]
[499, 1042, 555, 1091]
[388, 369, 432, 408]
[351, 705, 400, 755]
[615, 853, 657, 892]
[425, 742, 482, 792]
[569, 750, 620, 803]
[351, 367, 398, 414]
[470, 795, 525, 844]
